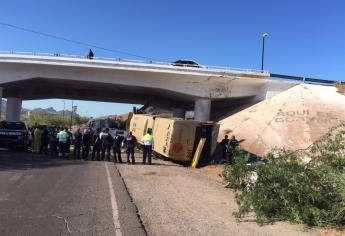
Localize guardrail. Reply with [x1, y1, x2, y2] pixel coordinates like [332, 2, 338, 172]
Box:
[0, 51, 268, 74]
[270, 73, 340, 85]
[0, 51, 341, 85]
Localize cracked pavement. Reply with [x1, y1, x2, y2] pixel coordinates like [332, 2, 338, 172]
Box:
[0, 150, 146, 236]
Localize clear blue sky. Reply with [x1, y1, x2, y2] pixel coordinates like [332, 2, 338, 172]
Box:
[0, 0, 344, 117]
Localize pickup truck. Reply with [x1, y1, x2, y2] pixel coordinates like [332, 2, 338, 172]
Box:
[0, 121, 28, 150]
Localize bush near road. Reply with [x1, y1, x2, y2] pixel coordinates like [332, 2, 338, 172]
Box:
[223, 124, 345, 227]
[22, 111, 89, 127]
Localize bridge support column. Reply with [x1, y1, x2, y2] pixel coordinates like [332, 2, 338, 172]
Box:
[0, 87, 2, 120]
[194, 98, 211, 121]
[173, 108, 185, 118]
[6, 97, 22, 122]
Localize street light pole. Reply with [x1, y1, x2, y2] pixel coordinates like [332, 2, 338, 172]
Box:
[261, 33, 268, 72]
[70, 100, 74, 128]
[62, 100, 66, 118]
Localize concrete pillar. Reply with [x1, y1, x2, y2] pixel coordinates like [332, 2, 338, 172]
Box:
[173, 108, 185, 118]
[194, 98, 211, 121]
[6, 97, 22, 122]
[0, 87, 2, 120]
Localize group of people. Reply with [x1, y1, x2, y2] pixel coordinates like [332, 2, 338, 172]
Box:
[220, 135, 239, 164]
[29, 124, 239, 165]
[29, 126, 73, 156]
[28, 125, 155, 165]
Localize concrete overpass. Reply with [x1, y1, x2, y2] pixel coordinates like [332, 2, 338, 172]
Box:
[0, 52, 293, 122]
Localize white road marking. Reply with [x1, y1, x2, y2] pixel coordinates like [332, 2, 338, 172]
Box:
[105, 162, 122, 236]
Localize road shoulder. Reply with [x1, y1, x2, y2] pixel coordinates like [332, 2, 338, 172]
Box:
[107, 162, 147, 236]
[116, 157, 321, 236]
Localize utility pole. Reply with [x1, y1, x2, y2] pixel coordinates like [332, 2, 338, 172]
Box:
[70, 100, 74, 128]
[62, 100, 66, 118]
[70, 102, 78, 129]
[261, 33, 268, 72]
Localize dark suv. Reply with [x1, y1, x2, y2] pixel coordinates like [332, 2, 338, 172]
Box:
[173, 59, 201, 68]
[0, 121, 28, 150]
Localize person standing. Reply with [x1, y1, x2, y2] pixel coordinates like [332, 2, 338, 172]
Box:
[100, 128, 113, 161]
[66, 128, 72, 156]
[53, 127, 60, 156]
[141, 129, 154, 165]
[33, 126, 42, 153]
[91, 128, 101, 161]
[73, 128, 83, 159]
[49, 128, 58, 156]
[57, 128, 68, 157]
[124, 131, 137, 164]
[39, 126, 49, 155]
[113, 132, 124, 163]
[82, 129, 92, 160]
[27, 128, 33, 152]
[220, 135, 230, 162]
[227, 135, 239, 164]
[86, 49, 94, 59]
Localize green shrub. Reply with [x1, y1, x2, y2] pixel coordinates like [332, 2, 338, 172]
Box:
[22, 111, 89, 127]
[223, 124, 345, 227]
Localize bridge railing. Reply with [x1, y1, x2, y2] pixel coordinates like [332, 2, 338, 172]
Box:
[270, 73, 340, 85]
[0, 51, 341, 85]
[0, 51, 268, 74]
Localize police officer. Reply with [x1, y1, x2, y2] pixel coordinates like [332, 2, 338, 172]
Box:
[39, 126, 49, 155]
[124, 131, 137, 164]
[141, 129, 154, 165]
[82, 129, 92, 160]
[220, 135, 230, 162]
[113, 131, 124, 163]
[57, 128, 68, 157]
[66, 128, 72, 156]
[49, 127, 58, 156]
[100, 128, 113, 161]
[227, 135, 239, 164]
[73, 128, 83, 159]
[91, 128, 101, 161]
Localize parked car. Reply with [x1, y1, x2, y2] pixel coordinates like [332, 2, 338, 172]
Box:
[172, 59, 201, 68]
[0, 121, 28, 150]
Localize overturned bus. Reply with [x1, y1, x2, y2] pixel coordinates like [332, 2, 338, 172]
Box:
[129, 114, 219, 164]
[129, 114, 155, 143]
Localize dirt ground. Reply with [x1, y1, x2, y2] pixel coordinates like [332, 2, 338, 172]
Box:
[116, 154, 325, 236]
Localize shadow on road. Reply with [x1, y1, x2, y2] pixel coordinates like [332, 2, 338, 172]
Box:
[0, 150, 88, 171]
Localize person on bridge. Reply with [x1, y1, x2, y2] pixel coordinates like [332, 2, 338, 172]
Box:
[82, 129, 92, 160]
[141, 129, 154, 165]
[73, 128, 83, 159]
[87, 49, 94, 59]
[91, 128, 101, 161]
[57, 128, 68, 157]
[113, 131, 124, 163]
[124, 131, 137, 165]
[100, 128, 113, 161]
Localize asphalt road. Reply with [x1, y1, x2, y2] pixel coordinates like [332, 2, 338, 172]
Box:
[0, 150, 146, 236]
